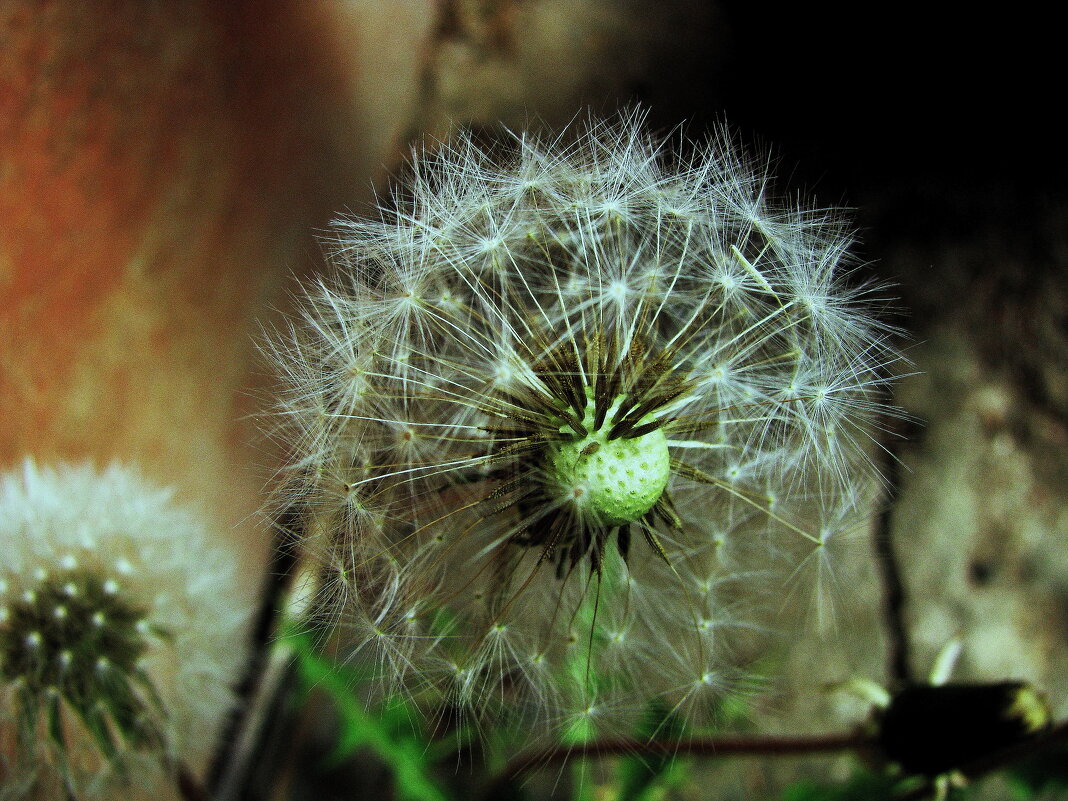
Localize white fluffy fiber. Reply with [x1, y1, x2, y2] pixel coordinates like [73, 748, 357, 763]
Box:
[266, 110, 902, 740]
[0, 460, 250, 797]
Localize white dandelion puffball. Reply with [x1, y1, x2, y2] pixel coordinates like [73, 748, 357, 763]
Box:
[0, 461, 250, 798]
[267, 112, 901, 740]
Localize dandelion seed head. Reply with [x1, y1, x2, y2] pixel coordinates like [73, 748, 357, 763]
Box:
[266, 110, 903, 742]
[0, 461, 250, 798]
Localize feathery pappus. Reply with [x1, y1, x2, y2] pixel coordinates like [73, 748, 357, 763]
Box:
[0, 461, 250, 799]
[265, 110, 903, 741]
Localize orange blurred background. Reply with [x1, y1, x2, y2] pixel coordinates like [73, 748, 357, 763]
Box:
[0, 2, 413, 587]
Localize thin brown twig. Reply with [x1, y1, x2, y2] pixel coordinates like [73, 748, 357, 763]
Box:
[487, 713, 1068, 801]
[484, 729, 876, 798]
[873, 413, 919, 688]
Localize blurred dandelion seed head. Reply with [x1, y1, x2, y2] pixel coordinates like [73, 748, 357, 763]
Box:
[0, 461, 250, 798]
[265, 110, 902, 740]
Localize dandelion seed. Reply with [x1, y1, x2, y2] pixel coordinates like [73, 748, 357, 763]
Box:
[0, 461, 251, 798]
[265, 110, 903, 741]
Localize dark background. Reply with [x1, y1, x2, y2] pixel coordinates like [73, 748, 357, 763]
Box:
[713, 2, 1062, 196]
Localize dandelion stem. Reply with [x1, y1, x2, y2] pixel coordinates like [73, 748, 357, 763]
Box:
[177, 763, 209, 801]
[207, 503, 302, 797]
